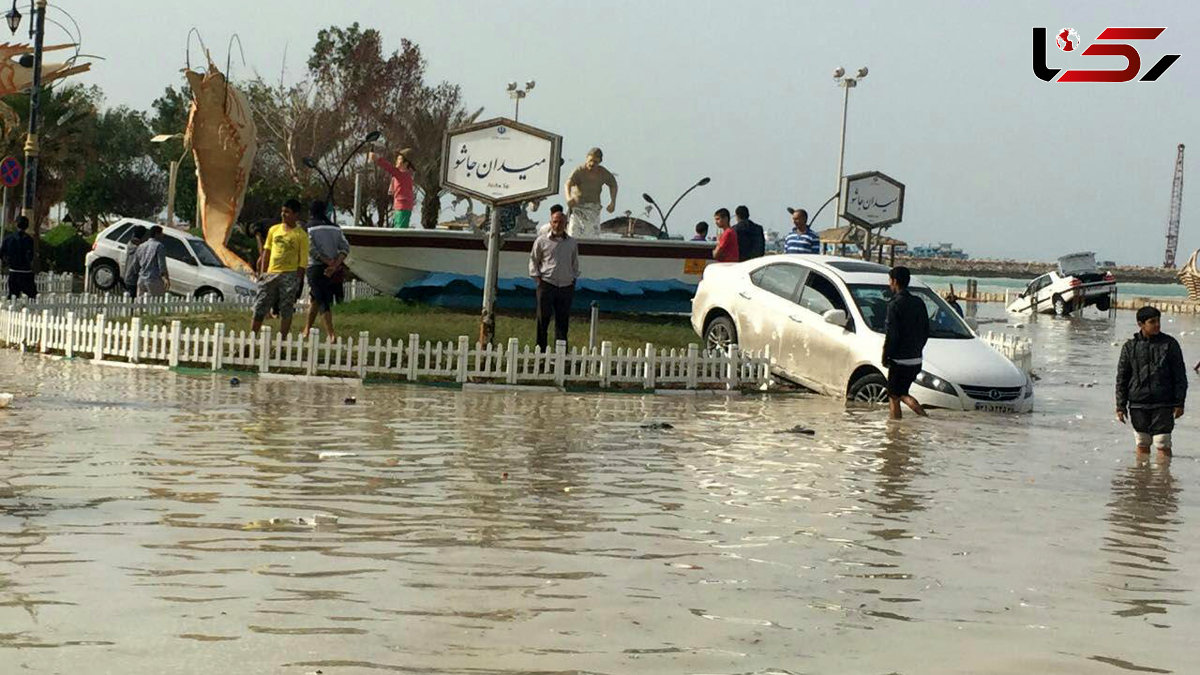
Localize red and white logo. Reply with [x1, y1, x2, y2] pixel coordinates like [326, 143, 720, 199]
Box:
[1056, 27, 1081, 51]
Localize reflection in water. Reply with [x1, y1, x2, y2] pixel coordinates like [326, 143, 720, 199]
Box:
[1103, 460, 1187, 620]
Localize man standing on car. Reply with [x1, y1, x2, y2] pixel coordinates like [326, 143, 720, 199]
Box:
[127, 225, 170, 297]
[733, 205, 764, 261]
[252, 199, 308, 336]
[1116, 306, 1186, 462]
[302, 200, 350, 340]
[883, 266, 929, 420]
[0, 216, 37, 299]
[529, 208, 580, 351]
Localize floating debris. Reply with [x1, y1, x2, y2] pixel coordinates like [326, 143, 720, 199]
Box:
[640, 421, 674, 430]
[318, 451, 358, 460]
[229, 377, 240, 386]
[344, 396, 357, 405]
[776, 425, 816, 435]
[0, 392, 12, 408]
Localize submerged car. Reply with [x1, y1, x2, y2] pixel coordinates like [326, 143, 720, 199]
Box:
[1006, 251, 1115, 316]
[691, 255, 1033, 412]
[84, 218, 256, 301]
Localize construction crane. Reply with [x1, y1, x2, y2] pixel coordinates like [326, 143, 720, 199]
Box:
[1163, 143, 1185, 268]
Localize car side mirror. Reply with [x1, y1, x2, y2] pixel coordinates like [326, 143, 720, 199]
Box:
[823, 309, 848, 327]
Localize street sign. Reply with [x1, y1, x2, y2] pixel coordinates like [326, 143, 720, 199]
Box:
[441, 117, 562, 205]
[839, 170, 904, 229]
[0, 156, 22, 188]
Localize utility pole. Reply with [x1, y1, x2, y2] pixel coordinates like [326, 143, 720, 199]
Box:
[20, 0, 46, 223]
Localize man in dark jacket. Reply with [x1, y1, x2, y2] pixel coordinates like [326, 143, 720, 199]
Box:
[1116, 306, 1186, 459]
[732, 205, 765, 261]
[883, 266, 929, 419]
[0, 216, 37, 299]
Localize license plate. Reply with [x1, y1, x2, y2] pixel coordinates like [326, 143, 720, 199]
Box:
[976, 402, 1015, 412]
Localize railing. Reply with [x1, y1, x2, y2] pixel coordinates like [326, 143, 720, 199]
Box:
[982, 330, 1033, 375]
[0, 303, 772, 391]
[35, 272, 75, 295]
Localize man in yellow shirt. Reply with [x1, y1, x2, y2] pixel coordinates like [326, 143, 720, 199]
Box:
[252, 199, 308, 336]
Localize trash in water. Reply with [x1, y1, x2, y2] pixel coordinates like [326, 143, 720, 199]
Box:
[344, 396, 357, 405]
[295, 513, 339, 527]
[0, 392, 13, 408]
[640, 421, 674, 430]
[777, 425, 816, 435]
[230, 377, 240, 386]
[318, 451, 358, 460]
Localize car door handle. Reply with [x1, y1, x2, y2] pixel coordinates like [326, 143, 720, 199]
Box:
[738, 292, 751, 299]
[789, 315, 803, 323]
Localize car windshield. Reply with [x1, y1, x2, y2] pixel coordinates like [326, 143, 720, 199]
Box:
[188, 239, 225, 267]
[847, 284, 974, 339]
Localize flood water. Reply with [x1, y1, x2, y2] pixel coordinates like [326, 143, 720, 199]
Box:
[2, 303, 1199, 674]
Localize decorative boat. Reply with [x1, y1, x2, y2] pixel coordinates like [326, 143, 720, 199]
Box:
[341, 228, 714, 313]
[1179, 249, 1200, 301]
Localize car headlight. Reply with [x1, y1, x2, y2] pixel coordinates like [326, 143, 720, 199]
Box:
[914, 370, 957, 395]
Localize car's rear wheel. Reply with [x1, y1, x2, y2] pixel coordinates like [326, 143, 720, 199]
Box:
[195, 287, 223, 302]
[1053, 294, 1069, 316]
[703, 315, 738, 353]
[848, 371, 889, 404]
[90, 259, 119, 292]
[1095, 296, 1111, 312]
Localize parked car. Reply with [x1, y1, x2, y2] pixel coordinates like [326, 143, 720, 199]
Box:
[691, 255, 1033, 412]
[1006, 252, 1115, 316]
[84, 218, 256, 301]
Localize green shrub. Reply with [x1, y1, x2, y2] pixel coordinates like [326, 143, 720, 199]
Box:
[39, 224, 90, 275]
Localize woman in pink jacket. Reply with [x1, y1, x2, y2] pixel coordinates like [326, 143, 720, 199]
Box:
[369, 149, 415, 228]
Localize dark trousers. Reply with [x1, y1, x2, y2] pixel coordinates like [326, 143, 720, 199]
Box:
[6, 271, 36, 299]
[536, 281, 574, 350]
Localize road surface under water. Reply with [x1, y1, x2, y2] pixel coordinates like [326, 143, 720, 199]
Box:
[1, 303, 1198, 674]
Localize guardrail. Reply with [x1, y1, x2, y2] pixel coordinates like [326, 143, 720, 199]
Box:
[0, 304, 772, 391]
[34, 272, 75, 295]
[982, 330, 1033, 375]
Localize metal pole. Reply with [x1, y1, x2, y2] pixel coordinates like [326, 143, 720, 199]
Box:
[514, 97, 520, 122]
[352, 170, 362, 226]
[479, 206, 503, 346]
[166, 160, 179, 229]
[588, 302, 599, 350]
[2, 186, 7, 229]
[20, 0, 47, 222]
[833, 80, 850, 229]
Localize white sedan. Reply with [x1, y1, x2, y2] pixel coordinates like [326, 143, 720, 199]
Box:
[691, 255, 1033, 412]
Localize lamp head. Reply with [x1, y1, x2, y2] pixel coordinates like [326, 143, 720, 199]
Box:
[856, 66, 869, 78]
[641, 193, 656, 205]
[6, 6, 20, 35]
[506, 81, 517, 91]
[525, 80, 535, 90]
[150, 134, 179, 143]
[364, 130, 381, 143]
[832, 67, 845, 79]
[698, 177, 711, 186]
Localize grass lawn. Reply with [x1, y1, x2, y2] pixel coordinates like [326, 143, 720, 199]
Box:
[157, 297, 702, 351]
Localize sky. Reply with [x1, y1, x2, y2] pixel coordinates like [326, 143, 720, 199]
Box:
[58, 0, 1200, 265]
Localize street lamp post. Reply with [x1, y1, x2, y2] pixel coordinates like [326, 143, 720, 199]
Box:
[641, 177, 711, 239]
[832, 66, 868, 252]
[506, 80, 535, 122]
[15, 0, 46, 224]
[151, 133, 191, 229]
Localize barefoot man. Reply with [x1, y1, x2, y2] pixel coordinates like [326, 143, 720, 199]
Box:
[883, 266, 929, 420]
[564, 147, 617, 238]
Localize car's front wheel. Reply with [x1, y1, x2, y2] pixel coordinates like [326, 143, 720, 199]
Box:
[90, 259, 120, 292]
[195, 287, 224, 302]
[703, 315, 738, 353]
[848, 371, 889, 404]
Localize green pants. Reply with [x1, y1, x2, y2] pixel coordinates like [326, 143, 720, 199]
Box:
[391, 210, 412, 229]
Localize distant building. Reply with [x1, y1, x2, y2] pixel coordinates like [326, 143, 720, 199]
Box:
[909, 242, 969, 260]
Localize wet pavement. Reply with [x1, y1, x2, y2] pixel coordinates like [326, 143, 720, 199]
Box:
[1, 303, 1198, 674]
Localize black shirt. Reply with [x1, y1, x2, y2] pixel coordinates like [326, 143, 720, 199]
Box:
[733, 219, 765, 261]
[883, 289, 929, 363]
[0, 231, 35, 272]
[1116, 331, 1187, 410]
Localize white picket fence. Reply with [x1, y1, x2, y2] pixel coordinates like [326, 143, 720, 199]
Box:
[0, 304, 772, 390]
[982, 330, 1033, 375]
[35, 272, 75, 295]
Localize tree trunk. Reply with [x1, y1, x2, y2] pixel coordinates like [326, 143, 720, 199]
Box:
[420, 190, 439, 229]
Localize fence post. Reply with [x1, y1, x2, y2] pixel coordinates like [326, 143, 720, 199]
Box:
[599, 341, 613, 388]
[407, 333, 419, 380]
[760, 344, 772, 389]
[168, 320, 182, 367]
[212, 322, 225, 370]
[686, 343, 699, 389]
[506, 337, 519, 384]
[644, 342, 656, 389]
[554, 339, 567, 387]
[457, 335, 469, 383]
[306, 328, 319, 376]
[588, 302, 599, 350]
[65, 310, 75, 358]
[726, 344, 740, 389]
[18, 307, 28, 351]
[93, 313, 105, 360]
[129, 317, 141, 363]
[39, 309, 49, 353]
[259, 325, 271, 373]
[357, 331, 369, 378]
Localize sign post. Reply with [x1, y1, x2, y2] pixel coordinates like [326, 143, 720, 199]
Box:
[838, 170, 904, 260]
[0, 156, 23, 229]
[440, 118, 562, 346]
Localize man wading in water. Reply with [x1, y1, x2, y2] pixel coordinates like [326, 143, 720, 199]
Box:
[1116, 306, 1187, 462]
[883, 266, 929, 420]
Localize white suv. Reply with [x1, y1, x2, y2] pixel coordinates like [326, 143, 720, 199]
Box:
[84, 218, 256, 301]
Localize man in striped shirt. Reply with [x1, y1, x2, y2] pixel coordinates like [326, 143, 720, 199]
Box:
[783, 207, 820, 254]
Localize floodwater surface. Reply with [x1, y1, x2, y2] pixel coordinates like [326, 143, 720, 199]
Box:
[1, 304, 1198, 674]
